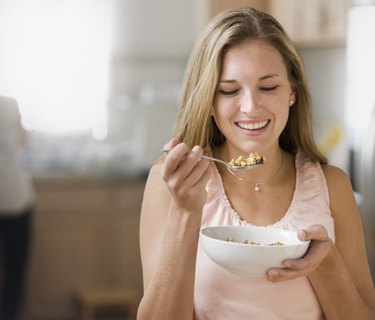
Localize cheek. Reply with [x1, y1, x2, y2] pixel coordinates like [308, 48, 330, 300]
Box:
[211, 102, 232, 133]
[276, 105, 290, 132]
[268, 97, 290, 127]
[212, 98, 238, 119]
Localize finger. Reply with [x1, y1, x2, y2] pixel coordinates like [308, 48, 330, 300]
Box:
[282, 240, 331, 271]
[167, 145, 205, 188]
[192, 165, 213, 197]
[183, 155, 211, 189]
[266, 267, 306, 282]
[161, 143, 190, 180]
[162, 137, 179, 152]
[282, 257, 311, 270]
[162, 145, 205, 190]
[174, 161, 212, 202]
[298, 224, 328, 242]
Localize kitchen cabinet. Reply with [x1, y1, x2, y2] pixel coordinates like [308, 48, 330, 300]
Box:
[24, 176, 146, 320]
[207, 0, 268, 15]
[269, 0, 348, 48]
[202, 0, 349, 48]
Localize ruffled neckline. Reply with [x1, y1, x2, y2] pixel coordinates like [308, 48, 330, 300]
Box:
[207, 151, 321, 229]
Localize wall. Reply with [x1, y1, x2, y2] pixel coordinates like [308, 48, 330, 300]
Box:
[106, 0, 199, 170]
[299, 46, 350, 172]
[110, 0, 197, 98]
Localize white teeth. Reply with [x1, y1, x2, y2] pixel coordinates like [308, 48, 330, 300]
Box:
[237, 120, 268, 130]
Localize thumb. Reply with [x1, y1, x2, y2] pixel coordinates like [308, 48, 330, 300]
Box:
[298, 224, 329, 242]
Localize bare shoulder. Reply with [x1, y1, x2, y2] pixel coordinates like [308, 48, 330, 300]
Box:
[320, 163, 360, 237]
[321, 163, 351, 187]
[321, 163, 362, 246]
[321, 164, 355, 206]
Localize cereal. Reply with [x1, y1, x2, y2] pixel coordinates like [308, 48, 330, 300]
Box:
[226, 237, 284, 246]
[228, 152, 265, 167]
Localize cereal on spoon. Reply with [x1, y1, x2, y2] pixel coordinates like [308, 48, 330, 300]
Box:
[228, 152, 265, 168]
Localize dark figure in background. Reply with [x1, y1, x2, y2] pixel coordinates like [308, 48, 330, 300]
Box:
[0, 96, 35, 320]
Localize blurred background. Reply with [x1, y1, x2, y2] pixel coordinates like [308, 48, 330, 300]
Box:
[0, 0, 374, 319]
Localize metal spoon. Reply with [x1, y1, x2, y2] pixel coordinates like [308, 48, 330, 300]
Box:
[161, 149, 263, 171]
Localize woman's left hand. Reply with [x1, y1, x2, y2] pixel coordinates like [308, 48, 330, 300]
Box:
[266, 224, 332, 282]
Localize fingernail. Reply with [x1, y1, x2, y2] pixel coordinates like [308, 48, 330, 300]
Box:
[268, 270, 277, 278]
[192, 145, 200, 153]
[298, 230, 307, 241]
[163, 143, 171, 151]
[266, 271, 278, 282]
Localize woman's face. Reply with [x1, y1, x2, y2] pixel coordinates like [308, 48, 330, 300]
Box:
[212, 39, 295, 157]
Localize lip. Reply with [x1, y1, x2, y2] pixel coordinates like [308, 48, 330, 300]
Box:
[235, 119, 270, 136]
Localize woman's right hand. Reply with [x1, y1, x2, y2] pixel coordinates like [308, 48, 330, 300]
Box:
[160, 138, 212, 213]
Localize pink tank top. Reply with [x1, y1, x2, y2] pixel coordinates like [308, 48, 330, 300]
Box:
[194, 151, 335, 320]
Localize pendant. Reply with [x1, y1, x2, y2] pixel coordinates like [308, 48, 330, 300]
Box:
[254, 183, 260, 192]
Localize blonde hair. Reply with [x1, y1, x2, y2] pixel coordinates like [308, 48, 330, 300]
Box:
[173, 7, 326, 163]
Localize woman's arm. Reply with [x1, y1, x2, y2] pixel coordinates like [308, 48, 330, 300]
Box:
[308, 165, 375, 319]
[137, 141, 211, 320]
[267, 165, 375, 319]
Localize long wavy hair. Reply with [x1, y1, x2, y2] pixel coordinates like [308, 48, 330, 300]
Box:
[173, 7, 326, 163]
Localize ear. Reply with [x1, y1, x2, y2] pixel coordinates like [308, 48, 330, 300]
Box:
[289, 92, 296, 107]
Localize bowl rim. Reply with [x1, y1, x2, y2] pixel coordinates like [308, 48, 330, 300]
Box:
[199, 225, 310, 248]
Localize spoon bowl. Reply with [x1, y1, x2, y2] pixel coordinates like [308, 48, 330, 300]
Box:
[200, 155, 262, 171]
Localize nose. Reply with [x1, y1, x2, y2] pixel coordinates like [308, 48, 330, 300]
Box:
[240, 91, 258, 113]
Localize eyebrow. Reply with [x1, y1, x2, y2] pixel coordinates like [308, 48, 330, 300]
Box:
[219, 74, 281, 83]
[259, 74, 280, 81]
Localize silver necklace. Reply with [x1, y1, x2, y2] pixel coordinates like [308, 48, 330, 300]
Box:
[226, 151, 285, 192]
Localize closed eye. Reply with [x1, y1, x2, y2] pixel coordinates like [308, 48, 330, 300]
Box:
[260, 86, 279, 92]
[218, 89, 239, 96]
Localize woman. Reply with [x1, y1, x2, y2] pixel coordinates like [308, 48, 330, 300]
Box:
[137, 8, 375, 319]
[0, 95, 35, 320]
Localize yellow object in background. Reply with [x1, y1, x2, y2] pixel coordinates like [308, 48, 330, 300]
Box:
[317, 123, 343, 156]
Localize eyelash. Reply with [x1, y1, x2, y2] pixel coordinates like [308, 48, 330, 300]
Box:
[261, 85, 279, 92]
[218, 90, 238, 96]
[217, 86, 279, 96]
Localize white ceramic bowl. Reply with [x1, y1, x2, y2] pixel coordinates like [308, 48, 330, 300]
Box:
[200, 225, 310, 277]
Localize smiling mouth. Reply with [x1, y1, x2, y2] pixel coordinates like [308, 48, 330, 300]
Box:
[236, 120, 270, 130]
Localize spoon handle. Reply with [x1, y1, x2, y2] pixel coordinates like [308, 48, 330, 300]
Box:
[161, 149, 227, 166]
[200, 154, 229, 166]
